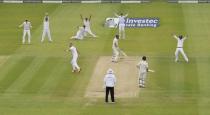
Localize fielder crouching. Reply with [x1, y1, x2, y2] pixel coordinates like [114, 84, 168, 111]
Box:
[71, 25, 86, 40]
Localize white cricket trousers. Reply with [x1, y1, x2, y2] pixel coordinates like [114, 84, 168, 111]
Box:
[41, 29, 52, 42]
[71, 55, 80, 71]
[85, 26, 96, 37]
[22, 30, 31, 44]
[139, 72, 147, 87]
[175, 48, 189, 62]
[119, 24, 125, 39]
[112, 47, 119, 62]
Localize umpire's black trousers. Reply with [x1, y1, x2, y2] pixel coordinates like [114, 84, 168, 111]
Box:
[105, 87, 115, 102]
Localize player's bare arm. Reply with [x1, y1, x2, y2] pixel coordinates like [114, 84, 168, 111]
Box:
[114, 13, 119, 17]
[80, 14, 83, 20]
[89, 15, 92, 21]
[172, 34, 178, 39]
[124, 14, 128, 17]
[77, 49, 80, 56]
[183, 35, 188, 40]
[19, 23, 23, 28]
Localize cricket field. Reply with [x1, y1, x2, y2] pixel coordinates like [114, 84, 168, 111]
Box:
[0, 2, 210, 115]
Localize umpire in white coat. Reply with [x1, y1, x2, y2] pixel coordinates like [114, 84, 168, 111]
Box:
[104, 68, 116, 103]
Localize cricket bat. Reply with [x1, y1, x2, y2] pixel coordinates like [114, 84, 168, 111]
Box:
[148, 69, 155, 72]
[119, 49, 128, 57]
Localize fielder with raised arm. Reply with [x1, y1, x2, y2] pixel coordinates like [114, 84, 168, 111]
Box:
[112, 35, 120, 63]
[19, 19, 32, 44]
[115, 13, 128, 39]
[80, 14, 97, 38]
[137, 56, 154, 88]
[66, 43, 81, 73]
[172, 34, 189, 62]
[41, 12, 52, 43]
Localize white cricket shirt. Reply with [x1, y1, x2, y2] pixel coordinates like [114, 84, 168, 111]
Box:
[23, 22, 31, 30]
[43, 21, 49, 30]
[174, 35, 186, 48]
[79, 27, 85, 35]
[83, 20, 90, 27]
[104, 73, 116, 87]
[70, 46, 78, 57]
[137, 60, 148, 73]
[118, 16, 126, 25]
[112, 37, 118, 49]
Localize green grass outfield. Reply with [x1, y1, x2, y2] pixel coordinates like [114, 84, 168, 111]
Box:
[0, 2, 210, 115]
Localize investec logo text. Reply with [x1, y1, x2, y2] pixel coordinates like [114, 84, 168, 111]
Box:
[125, 18, 159, 28]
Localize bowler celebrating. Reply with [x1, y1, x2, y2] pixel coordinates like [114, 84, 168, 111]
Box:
[80, 14, 97, 38]
[172, 34, 189, 62]
[19, 19, 32, 44]
[66, 43, 81, 73]
[115, 13, 128, 39]
[41, 13, 52, 43]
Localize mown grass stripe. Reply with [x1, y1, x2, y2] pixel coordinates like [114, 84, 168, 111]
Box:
[51, 63, 75, 97]
[169, 62, 185, 93]
[0, 56, 22, 81]
[2, 57, 46, 97]
[184, 58, 199, 93]
[21, 57, 60, 94]
[197, 58, 210, 115]
[0, 56, 34, 94]
[37, 59, 67, 96]
[139, 57, 171, 98]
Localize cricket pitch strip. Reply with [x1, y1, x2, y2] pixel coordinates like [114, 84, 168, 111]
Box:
[85, 56, 139, 98]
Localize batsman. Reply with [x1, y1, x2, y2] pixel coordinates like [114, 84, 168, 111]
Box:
[137, 56, 154, 88]
[111, 35, 127, 62]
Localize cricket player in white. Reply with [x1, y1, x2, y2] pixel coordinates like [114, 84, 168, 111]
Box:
[112, 35, 120, 62]
[41, 13, 52, 43]
[71, 25, 86, 40]
[66, 43, 81, 73]
[19, 20, 32, 44]
[137, 56, 149, 88]
[115, 13, 128, 39]
[80, 14, 97, 38]
[173, 34, 189, 62]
